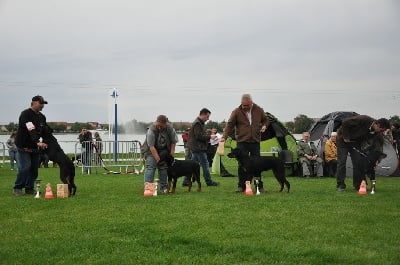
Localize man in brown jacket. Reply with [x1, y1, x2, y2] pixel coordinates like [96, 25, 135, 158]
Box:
[221, 94, 269, 192]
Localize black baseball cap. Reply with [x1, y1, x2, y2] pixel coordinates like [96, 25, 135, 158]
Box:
[32, 95, 48, 104]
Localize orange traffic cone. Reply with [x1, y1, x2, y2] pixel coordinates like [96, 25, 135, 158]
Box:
[245, 180, 253, 196]
[144, 182, 153, 197]
[45, 183, 54, 199]
[358, 180, 367, 195]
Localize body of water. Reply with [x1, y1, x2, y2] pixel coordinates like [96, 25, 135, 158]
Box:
[1, 132, 301, 155]
[0, 132, 186, 154]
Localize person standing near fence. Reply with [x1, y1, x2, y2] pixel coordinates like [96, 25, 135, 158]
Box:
[78, 127, 93, 174]
[6, 131, 17, 170]
[13, 95, 49, 196]
[141, 115, 178, 193]
[93, 131, 103, 166]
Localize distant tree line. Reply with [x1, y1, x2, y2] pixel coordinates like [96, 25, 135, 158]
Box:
[119, 114, 400, 134]
[3, 115, 400, 135]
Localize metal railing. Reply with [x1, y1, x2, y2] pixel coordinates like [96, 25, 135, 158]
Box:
[73, 140, 144, 174]
[0, 142, 5, 167]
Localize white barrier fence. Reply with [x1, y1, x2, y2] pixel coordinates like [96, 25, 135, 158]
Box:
[0, 142, 5, 167]
[0, 140, 144, 174]
[73, 140, 144, 174]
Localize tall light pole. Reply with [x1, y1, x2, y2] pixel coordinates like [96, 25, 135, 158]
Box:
[111, 88, 118, 162]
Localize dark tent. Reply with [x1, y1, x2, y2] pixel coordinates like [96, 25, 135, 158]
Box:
[309, 111, 359, 142]
[309, 111, 399, 176]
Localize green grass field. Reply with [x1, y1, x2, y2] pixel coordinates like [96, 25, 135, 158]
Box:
[0, 158, 399, 265]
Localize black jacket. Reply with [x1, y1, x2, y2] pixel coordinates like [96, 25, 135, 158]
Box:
[337, 115, 384, 150]
[188, 117, 210, 153]
[15, 108, 51, 149]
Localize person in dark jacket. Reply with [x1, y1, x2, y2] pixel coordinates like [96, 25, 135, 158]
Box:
[186, 108, 219, 186]
[336, 115, 390, 191]
[78, 127, 93, 174]
[13, 96, 49, 196]
[13, 95, 76, 196]
[220, 94, 269, 192]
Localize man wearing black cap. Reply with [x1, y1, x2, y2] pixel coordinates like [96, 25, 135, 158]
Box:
[13, 96, 49, 196]
[13, 95, 76, 196]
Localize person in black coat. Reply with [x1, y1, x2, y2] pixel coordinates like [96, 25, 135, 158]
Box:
[336, 115, 390, 192]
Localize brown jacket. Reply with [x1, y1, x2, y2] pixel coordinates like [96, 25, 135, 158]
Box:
[223, 103, 269, 143]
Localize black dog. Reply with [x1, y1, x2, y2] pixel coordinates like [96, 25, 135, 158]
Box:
[44, 135, 77, 196]
[227, 148, 290, 192]
[355, 147, 386, 190]
[159, 153, 201, 193]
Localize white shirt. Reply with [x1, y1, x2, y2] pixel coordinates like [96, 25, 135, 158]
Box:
[210, 132, 222, 146]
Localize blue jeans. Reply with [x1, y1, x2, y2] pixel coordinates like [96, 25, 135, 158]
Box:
[237, 142, 262, 189]
[14, 148, 39, 191]
[143, 154, 168, 191]
[9, 150, 17, 169]
[191, 152, 214, 185]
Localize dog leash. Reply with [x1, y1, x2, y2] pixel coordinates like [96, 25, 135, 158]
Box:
[352, 147, 367, 158]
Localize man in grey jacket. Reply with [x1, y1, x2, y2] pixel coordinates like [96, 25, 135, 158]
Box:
[142, 115, 178, 193]
[297, 132, 323, 177]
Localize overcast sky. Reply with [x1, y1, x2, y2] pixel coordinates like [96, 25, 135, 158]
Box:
[0, 0, 399, 126]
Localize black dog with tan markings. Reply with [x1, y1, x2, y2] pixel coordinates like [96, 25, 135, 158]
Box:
[160, 153, 201, 193]
[228, 148, 290, 192]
